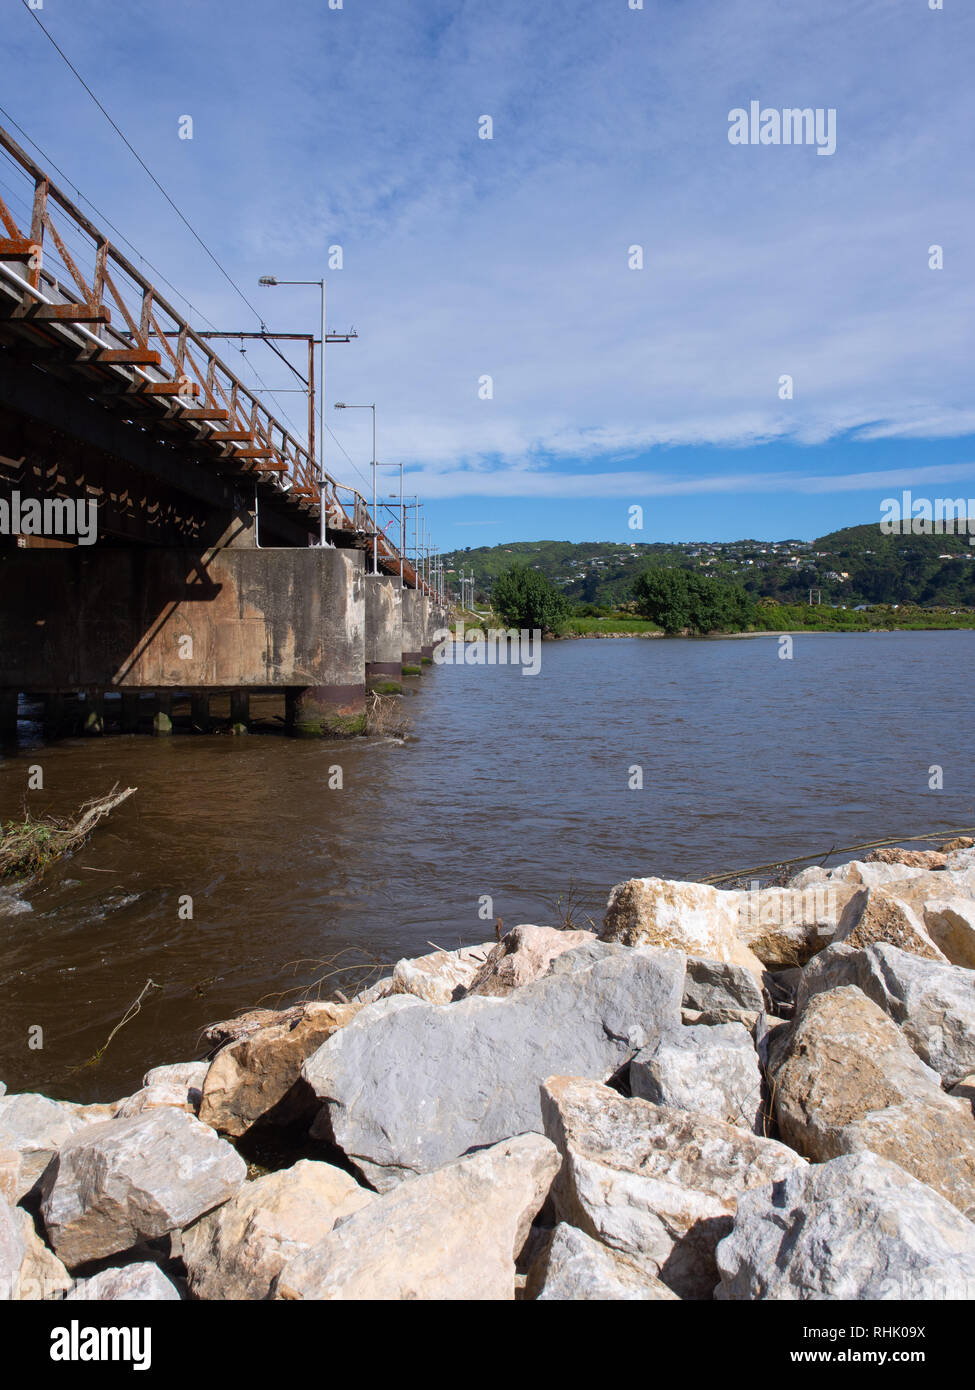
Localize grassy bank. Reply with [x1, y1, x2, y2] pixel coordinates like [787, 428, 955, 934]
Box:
[746, 603, 975, 633]
[450, 605, 975, 639]
[563, 616, 663, 635]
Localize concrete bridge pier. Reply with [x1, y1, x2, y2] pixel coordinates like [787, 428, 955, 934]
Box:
[420, 595, 436, 662]
[0, 546, 368, 740]
[430, 604, 450, 647]
[364, 575, 403, 691]
[286, 681, 365, 738]
[285, 552, 366, 736]
[401, 589, 424, 671]
[42, 693, 65, 738]
[230, 690, 250, 735]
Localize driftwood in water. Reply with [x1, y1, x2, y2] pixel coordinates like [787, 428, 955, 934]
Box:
[0, 783, 136, 880]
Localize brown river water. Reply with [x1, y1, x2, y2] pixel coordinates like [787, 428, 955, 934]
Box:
[0, 630, 971, 1102]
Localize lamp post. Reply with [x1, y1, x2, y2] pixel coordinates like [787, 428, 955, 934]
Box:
[258, 276, 327, 545]
[334, 402, 377, 573]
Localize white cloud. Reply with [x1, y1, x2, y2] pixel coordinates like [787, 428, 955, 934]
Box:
[13, 0, 975, 496]
[408, 460, 975, 501]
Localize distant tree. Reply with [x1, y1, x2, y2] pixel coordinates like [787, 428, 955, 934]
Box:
[632, 566, 755, 634]
[492, 563, 569, 633]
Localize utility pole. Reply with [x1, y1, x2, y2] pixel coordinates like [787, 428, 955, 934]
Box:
[257, 278, 355, 545]
[406, 497, 422, 586]
[197, 323, 356, 536]
[333, 402, 377, 571]
[395, 462, 404, 587]
[379, 463, 405, 587]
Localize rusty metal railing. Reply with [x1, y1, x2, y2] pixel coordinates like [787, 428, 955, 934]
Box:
[0, 122, 431, 593]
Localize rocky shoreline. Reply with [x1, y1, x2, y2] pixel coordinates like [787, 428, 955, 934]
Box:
[2, 840, 975, 1301]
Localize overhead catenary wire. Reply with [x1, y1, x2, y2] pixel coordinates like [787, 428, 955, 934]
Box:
[0, 101, 308, 442]
[0, 107, 216, 331]
[8, 17, 311, 443]
[12, 5, 392, 521]
[325, 424, 375, 496]
[18, 0, 266, 325]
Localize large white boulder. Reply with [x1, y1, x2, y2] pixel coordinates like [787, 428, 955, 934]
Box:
[773, 985, 975, 1218]
[464, 925, 596, 998]
[919, 898, 975, 968]
[797, 942, 975, 1088]
[526, 1223, 679, 1301]
[0, 1200, 71, 1300]
[274, 1133, 559, 1301]
[681, 956, 765, 1020]
[303, 942, 685, 1190]
[833, 887, 946, 961]
[114, 1062, 209, 1120]
[601, 877, 763, 975]
[65, 1262, 180, 1301]
[391, 941, 495, 1003]
[717, 1152, 975, 1300]
[183, 1159, 374, 1300]
[0, 1093, 87, 1201]
[540, 1075, 804, 1299]
[827, 860, 926, 888]
[734, 882, 856, 967]
[630, 1023, 764, 1132]
[40, 1107, 246, 1267]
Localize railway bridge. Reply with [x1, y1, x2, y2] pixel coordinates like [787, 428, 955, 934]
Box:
[0, 125, 447, 738]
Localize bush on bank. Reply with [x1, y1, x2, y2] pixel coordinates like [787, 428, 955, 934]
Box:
[492, 564, 570, 635]
[632, 567, 755, 635]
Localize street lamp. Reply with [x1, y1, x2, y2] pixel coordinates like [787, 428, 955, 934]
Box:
[259, 275, 327, 545]
[334, 402, 377, 573]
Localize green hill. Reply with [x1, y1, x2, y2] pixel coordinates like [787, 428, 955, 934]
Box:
[443, 523, 975, 612]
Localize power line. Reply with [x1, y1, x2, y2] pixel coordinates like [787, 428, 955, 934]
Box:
[19, 0, 266, 326]
[0, 102, 218, 332]
[12, 6, 347, 458]
[325, 425, 374, 495]
[0, 102, 305, 443]
[237, 351, 306, 441]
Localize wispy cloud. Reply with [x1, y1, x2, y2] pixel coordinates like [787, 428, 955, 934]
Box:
[409, 460, 975, 501]
[7, 0, 975, 536]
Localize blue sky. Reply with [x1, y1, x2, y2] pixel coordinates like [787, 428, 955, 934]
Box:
[3, 0, 975, 551]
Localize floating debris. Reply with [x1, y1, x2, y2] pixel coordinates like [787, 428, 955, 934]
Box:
[0, 784, 136, 881]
